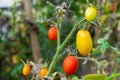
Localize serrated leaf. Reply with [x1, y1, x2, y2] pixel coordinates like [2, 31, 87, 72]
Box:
[97, 38, 106, 44]
[98, 38, 109, 54]
[99, 45, 106, 54]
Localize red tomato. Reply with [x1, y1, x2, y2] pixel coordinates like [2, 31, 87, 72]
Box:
[63, 55, 78, 75]
[48, 27, 57, 40]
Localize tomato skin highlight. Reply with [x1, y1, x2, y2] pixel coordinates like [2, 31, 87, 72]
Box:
[63, 55, 78, 75]
[85, 7, 97, 21]
[48, 27, 57, 40]
[76, 30, 93, 56]
[39, 68, 48, 78]
[22, 64, 31, 76]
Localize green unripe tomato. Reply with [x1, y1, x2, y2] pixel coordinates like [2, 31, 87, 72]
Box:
[83, 74, 106, 80]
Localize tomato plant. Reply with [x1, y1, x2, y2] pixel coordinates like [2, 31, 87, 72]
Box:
[39, 68, 48, 78]
[63, 55, 78, 75]
[76, 30, 93, 56]
[2, 0, 119, 80]
[22, 64, 31, 76]
[48, 26, 57, 41]
[85, 7, 97, 21]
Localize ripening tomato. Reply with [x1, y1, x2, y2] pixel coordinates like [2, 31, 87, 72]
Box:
[63, 55, 78, 75]
[39, 68, 48, 78]
[48, 27, 57, 40]
[76, 30, 93, 56]
[85, 7, 97, 21]
[109, 4, 115, 13]
[22, 64, 31, 76]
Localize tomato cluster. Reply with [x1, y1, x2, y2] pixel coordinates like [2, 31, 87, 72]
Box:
[22, 61, 48, 78]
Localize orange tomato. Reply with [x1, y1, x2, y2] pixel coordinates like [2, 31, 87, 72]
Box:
[22, 64, 31, 76]
[76, 30, 93, 56]
[39, 68, 48, 78]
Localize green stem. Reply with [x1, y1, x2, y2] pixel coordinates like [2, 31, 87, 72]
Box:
[86, 0, 89, 6]
[56, 18, 61, 48]
[59, 18, 85, 51]
[107, 46, 120, 80]
[47, 18, 85, 76]
[57, 28, 60, 48]
[77, 57, 101, 74]
[113, 52, 119, 74]
[77, 57, 86, 60]
[91, 58, 101, 74]
[97, 63, 101, 75]
[107, 73, 120, 80]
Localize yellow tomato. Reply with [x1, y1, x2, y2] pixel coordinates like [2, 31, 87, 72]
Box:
[76, 30, 93, 56]
[39, 68, 48, 78]
[12, 55, 18, 64]
[100, 15, 107, 23]
[85, 7, 97, 21]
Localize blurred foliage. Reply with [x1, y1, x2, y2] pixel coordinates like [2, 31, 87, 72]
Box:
[0, 0, 120, 80]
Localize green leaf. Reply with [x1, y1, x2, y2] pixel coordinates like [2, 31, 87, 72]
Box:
[97, 38, 109, 54]
[97, 38, 106, 44]
[92, 48, 102, 58]
[10, 63, 23, 76]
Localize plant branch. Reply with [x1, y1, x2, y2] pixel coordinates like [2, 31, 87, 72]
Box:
[107, 73, 120, 80]
[113, 51, 119, 74]
[46, 18, 85, 76]
[86, 0, 89, 6]
[107, 46, 120, 80]
[56, 17, 61, 48]
[77, 57, 101, 75]
[59, 18, 85, 52]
